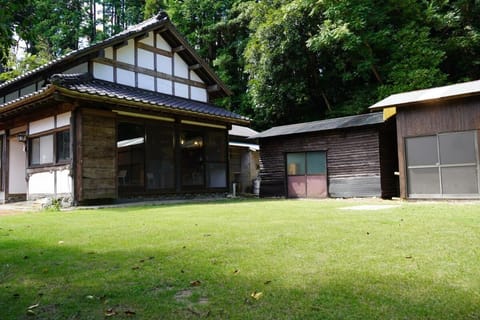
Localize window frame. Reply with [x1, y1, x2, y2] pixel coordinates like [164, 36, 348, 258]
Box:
[28, 127, 71, 168]
[405, 130, 480, 198]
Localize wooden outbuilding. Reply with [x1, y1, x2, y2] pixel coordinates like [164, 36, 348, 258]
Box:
[0, 13, 249, 205]
[251, 112, 398, 199]
[228, 125, 259, 194]
[370, 80, 480, 199]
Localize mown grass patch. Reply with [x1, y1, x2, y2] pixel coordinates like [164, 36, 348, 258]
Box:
[1, 199, 479, 319]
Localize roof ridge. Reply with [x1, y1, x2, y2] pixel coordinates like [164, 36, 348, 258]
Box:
[0, 13, 170, 92]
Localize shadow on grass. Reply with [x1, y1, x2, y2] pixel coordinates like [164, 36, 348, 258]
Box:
[1, 236, 479, 320]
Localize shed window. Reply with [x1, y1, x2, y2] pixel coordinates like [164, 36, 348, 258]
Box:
[406, 130, 479, 197]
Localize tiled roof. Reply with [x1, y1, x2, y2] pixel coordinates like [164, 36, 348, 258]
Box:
[250, 112, 384, 139]
[370, 79, 480, 109]
[0, 13, 169, 91]
[0, 12, 230, 98]
[50, 74, 248, 123]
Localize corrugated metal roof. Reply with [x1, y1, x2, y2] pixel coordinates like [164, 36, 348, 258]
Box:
[370, 79, 480, 110]
[229, 125, 258, 138]
[52, 73, 248, 123]
[250, 112, 384, 139]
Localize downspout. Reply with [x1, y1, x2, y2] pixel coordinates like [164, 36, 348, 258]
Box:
[71, 108, 78, 206]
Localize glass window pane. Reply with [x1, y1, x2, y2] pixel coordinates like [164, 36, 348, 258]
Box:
[307, 151, 326, 174]
[56, 131, 70, 162]
[206, 163, 226, 188]
[205, 130, 226, 161]
[287, 153, 305, 175]
[146, 124, 174, 190]
[439, 131, 477, 165]
[406, 136, 438, 166]
[39, 135, 53, 164]
[30, 137, 40, 165]
[181, 130, 204, 187]
[441, 166, 479, 194]
[407, 167, 440, 195]
[117, 122, 145, 188]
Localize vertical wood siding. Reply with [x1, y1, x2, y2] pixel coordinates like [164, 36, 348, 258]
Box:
[258, 126, 392, 198]
[396, 97, 480, 198]
[76, 108, 117, 203]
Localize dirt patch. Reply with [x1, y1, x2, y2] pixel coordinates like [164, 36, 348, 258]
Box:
[174, 289, 193, 301]
[341, 204, 400, 211]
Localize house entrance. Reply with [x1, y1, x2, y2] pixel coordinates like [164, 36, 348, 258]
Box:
[286, 151, 327, 198]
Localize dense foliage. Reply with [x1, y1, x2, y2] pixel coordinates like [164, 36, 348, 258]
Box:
[2, 0, 480, 129]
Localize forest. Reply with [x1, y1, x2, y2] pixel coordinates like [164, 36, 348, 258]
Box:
[2, 0, 480, 130]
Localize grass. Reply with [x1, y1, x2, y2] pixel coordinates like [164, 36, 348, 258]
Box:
[1, 198, 479, 319]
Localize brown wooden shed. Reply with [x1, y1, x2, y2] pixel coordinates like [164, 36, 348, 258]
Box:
[251, 112, 398, 199]
[0, 13, 249, 205]
[370, 80, 480, 199]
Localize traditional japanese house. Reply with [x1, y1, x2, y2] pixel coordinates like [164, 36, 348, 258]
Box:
[370, 80, 480, 199]
[251, 112, 398, 199]
[0, 13, 249, 205]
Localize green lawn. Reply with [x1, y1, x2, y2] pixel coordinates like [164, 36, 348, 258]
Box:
[1, 199, 479, 319]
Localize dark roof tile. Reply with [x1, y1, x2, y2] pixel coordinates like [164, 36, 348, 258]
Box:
[51, 73, 248, 122]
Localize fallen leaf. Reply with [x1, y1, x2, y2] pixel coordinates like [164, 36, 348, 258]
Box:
[132, 266, 140, 270]
[190, 280, 201, 287]
[26, 309, 36, 316]
[139, 259, 145, 263]
[264, 280, 272, 285]
[233, 269, 240, 275]
[105, 309, 116, 317]
[251, 291, 263, 300]
[405, 256, 412, 259]
[86, 295, 95, 300]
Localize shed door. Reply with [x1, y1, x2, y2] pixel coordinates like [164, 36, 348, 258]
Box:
[405, 130, 480, 198]
[287, 151, 327, 198]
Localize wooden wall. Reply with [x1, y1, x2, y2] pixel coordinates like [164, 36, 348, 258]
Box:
[396, 96, 480, 198]
[258, 124, 397, 198]
[75, 108, 117, 203]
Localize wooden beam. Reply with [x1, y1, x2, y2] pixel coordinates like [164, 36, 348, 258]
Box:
[113, 41, 129, 49]
[173, 45, 185, 53]
[207, 84, 220, 93]
[135, 33, 149, 41]
[93, 57, 207, 88]
[188, 64, 202, 71]
[137, 42, 172, 58]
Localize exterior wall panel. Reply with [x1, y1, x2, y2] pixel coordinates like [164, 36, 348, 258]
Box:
[76, 108, 117, 203]
[396, 97, 480, 198]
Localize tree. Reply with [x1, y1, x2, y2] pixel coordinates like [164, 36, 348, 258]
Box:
[167, 0, 254, 119]
[244, 0, 328, 129]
